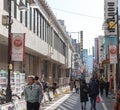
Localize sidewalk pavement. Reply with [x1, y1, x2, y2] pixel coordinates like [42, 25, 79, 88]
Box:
[40, 92, 71, 110]
[100, 92, 115, 110]
[40, 91, 115, 110]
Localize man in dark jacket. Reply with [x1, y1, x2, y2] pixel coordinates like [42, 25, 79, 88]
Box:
[89, 77, 99, 110]
[80, 79, 89, 110]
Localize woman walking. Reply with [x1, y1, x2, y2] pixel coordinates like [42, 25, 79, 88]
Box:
[80, 79, 89, 110]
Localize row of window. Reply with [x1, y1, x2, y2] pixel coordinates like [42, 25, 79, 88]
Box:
[4, 0, 66, 56]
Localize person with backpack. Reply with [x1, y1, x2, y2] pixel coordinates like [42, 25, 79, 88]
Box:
[80, 79, 89, 110]
[89, 77, 99, 110]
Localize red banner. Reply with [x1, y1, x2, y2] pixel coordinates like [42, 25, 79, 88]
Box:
[11, 33, 25, 61]
[109, 45, 117, 64]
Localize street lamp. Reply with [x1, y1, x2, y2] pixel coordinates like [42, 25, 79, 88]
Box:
[116, 6, 120, 89]
[6, 0, 36, 102]
[6, 0, 12, 102]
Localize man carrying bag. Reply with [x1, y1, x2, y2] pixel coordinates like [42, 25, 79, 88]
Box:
[88, 77, 99, 110]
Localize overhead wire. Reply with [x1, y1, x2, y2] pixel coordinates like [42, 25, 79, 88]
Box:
[51, 7, 104, 20]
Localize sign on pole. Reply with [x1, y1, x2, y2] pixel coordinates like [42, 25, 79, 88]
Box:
[109, 45, 118, 64]
[11, 33, 25, 61]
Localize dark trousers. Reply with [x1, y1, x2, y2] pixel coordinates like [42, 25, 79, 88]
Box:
[27, 102, 40, 110]
[100, 88, 103, 95]
[105, 88, 109, 97]
[76, 88, 79, 93]
[90, 96, 96, 110]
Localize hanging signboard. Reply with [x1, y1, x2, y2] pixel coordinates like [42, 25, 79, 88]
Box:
[109, 45, 118, 64]
[11, 33, 25, 61]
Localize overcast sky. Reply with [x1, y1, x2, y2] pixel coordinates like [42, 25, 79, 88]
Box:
[46, 0, 105, 51]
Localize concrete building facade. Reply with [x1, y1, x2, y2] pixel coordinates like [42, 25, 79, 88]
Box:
[0, 0, 74, 86]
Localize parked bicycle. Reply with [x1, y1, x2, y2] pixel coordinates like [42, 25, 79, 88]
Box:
[0, 89, 20, 104]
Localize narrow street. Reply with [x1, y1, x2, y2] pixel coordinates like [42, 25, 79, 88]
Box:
[41, 92, 114, 110]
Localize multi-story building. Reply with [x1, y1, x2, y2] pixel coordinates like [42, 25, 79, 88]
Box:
[0, 0, 74, 86]
[94, 38, 99, 64]
[83, 49, 88, 64]
[103, 0, 119, 91]
[86, 55, 93, 74]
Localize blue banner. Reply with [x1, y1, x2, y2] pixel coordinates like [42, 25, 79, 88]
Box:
[105, 36, 117, 54]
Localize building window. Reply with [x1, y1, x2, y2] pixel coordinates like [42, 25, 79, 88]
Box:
[25, 0, 27, 27]
[27, 4, 30, 29]
[22, 11, 26, 25]
[54, 31, 66, 56]
[24, 54, 35, 75]
[45, 22, 51, 43]
[20, 12, 22, 23]
[29, 8, 32, 30]
[39, 14, 41, 38]
[34, 9, 38, 34]
[52, 64, 56, 79]
[4, 0, 8, 11]
[21, 0, 26, 25]
[37, 12, 41, 37]
[14, 1, 17, 18]
[36, 10, 40, 36]
[31, 8, 34, 32]
[41, 61, 47, 80]
[41, 16, 44, 40]
[25, 11, 27, 27]
[57, 65, 61, 78]
[33, 9, 36, 33]
[45, 22, 47, 42]
[43, 19, 45, 40]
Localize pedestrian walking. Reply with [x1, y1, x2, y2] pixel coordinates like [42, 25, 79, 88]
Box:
[109, 74, 114, 92]
[104, 78, 109, 97]
[99, 79, 104, 96]
[34, 76, 44, 91]
[75, 79, 80, 94]
[89, 77, 99, 110]
[52, 82, 58, 94]
[34, 76, 44, 97]
[41, 79, 49, 92]
[69, 79, 74, 91]
[80, 79, 89, 110]
[24, 75, 43, 110]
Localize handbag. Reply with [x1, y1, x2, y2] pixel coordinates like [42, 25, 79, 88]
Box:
[83, 86, 88, 93]
[96, 96, 100, 103]
[83, 88, 88, 93]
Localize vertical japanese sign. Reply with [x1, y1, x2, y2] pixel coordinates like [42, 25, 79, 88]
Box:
[109, 45, 117, 64]
[11, 33, 25, 61]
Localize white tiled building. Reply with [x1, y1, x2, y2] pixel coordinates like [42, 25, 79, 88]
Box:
[0, 0, 74, 85]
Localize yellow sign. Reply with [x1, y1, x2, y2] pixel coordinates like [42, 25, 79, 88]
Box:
[108, 21, 116, 28]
